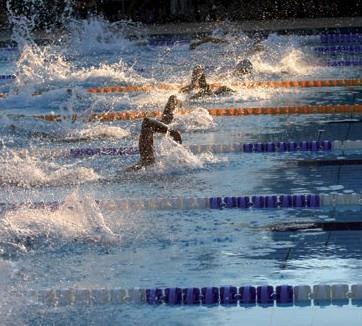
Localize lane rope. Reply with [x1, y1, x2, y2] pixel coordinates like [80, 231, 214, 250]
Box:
[1, 79, 362, 99]
[30, 284, 362, 306]
[0, 74, 16, 80]
[1, 193, 361, 212]
[320, 34, 362, 44]
[86, 79, 362, 94]
[29, 104, 362, 122]
[314, 45, 362, 54]
[26, 139, 362, 159]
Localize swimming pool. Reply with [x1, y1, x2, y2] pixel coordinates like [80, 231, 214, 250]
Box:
[0, 19, 362, 325]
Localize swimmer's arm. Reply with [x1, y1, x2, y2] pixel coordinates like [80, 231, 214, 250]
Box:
[189, 36, 228, 50]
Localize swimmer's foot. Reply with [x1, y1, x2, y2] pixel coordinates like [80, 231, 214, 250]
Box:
[125, 163, 144, 172]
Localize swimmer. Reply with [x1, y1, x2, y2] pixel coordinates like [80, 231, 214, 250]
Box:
[126, 95, 182, 171]
[189, 28, 228, 50]
[180, 65, 234, 99]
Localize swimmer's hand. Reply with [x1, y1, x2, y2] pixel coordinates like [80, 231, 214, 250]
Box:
[169, 129, 182, 144]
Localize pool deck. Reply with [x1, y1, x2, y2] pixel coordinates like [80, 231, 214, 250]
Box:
[0, 16, 361, 43]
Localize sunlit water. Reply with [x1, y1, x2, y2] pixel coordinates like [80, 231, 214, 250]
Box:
[0, 6, 362, 325]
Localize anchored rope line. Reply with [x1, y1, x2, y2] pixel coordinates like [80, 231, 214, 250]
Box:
[86, 79, 362, 94]
[0, 74, 16, 80]
[24, 140, 362, 159]
[28, 140, 331, 158]
[30, 104, 362, 122]
[323, 60, 362, 67]
[33, 139, 362, 159]
[1, 79, 362, 99]
[320, 34, 362, 44]
[68, 140, 333, 158]
[314, 45, 362, 54]
[31, 284, 362, 306]
[1, 193, 361, 212]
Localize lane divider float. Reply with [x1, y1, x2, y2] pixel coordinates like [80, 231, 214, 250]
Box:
[2, 79, 362, 99]
[314, 45, 362, 54]
[12, 140, 362, 160]
[31, 283, 362, 306]
[30, 104, 362, 123]
[28, 139, 362, 159]
[86, 79, 362, 94]
[0, 74, 16, 80]
[320, 34, 362, 44]
[323, 60, 362, 67]
[1, 193, 361, 212]
[68, 140, 334, 158]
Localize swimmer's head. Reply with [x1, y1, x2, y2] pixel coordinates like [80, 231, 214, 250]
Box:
[235, 59, 253, 76]
[253, 42, 264, 53]
[191, 65, 205, 81]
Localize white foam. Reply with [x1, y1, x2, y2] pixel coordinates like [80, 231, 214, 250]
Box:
[0, 192, 119, 255]
[11, 44, 142, 96]
[148, 135, 225, 174]
[170, 107, 215, 131]
[65, 18, 145, 57]
[0, 150, 100, 187]
[66, 124, 129, 141]
[252, 47, 316, 76]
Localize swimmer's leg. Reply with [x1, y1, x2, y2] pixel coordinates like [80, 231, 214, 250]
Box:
[161, 95, 182, 124]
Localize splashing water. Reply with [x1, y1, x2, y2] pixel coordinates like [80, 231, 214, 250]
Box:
[65, 18, 144, 57]
[65, 124, 130, 141]
[0, 151, 100, 187]
[11, 45, 140, 96]
[250, 33, 317, 76]
[0, 191, 119, 257]
[5, 4, 145, 97]
[252, 48, 315, 76]
[170, 107, 215, 131]
[150, 135, 224, 173]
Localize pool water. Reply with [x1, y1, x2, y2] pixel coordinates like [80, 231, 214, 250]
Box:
[0, 18, 362, 325]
